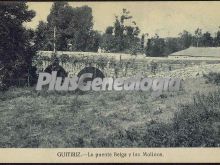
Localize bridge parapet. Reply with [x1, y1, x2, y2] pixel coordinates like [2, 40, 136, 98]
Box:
[34, 51, 159, 78]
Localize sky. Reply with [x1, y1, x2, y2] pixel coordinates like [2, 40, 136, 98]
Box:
[25, 1, 220, 38]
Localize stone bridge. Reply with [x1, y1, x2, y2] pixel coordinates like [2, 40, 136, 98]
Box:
[34, 51, 186, 78]
[35, 51, 132, 78]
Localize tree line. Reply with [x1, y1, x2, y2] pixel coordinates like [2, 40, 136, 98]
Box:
[34, 2, 220, 56]
[146, 28, 220, 57]
[34, 3, 142, 54]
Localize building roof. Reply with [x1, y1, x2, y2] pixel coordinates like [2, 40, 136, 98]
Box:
[170, 47, 220, 58]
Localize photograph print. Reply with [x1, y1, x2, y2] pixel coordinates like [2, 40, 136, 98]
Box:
[0, 1, 220, 148]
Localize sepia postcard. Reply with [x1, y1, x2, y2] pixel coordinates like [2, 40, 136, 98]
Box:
[0, 0, 220, 163]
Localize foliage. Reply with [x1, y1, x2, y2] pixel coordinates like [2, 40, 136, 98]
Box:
[0, 2, 36, 89]
[204, 72, 220, 85]
[34, 3, 220, 56]
[172, 92, 220, 147]
[60, 54, 70, 65]
[214, 29, 220, 46]
[145, 34, 166, 57]
[179, 30, 192, 49]
[192, 28, 203, 47]
[34, 21, 51, 50]
[101, 34, 118, 52]
[144, 27, 220, 57]
[100, 9, 141, 54]
[105, 91, 220, 147]
[149, 61, 158, 74]
[201, 32, 213, 47]
[35, 2, 100, 52]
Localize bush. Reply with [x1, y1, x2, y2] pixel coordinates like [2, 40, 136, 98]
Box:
[172, 92, 220, 147]
[203, 72, 220, 85]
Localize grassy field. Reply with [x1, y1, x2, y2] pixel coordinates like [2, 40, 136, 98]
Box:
[0, 74, 220, 147]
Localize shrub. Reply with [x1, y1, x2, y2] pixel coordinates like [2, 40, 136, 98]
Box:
[203, 72, 220, 85]
[172, 92, 220, 147]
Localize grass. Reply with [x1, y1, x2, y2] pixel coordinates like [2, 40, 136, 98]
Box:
[88, 91, 220, 147]
[0, 76, 220, 147]
[172, 92, 220, 147]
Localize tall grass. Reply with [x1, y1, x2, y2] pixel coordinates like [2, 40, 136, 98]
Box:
[0, 86, 219, 147]
[101, 91, 220, 147]
[172, 92, 220, 147]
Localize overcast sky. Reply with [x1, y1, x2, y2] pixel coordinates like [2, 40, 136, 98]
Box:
[25, 1, 220, 38]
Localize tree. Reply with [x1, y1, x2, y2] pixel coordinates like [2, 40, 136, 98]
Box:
[0, 2, 36, 89]
[145, 34, 166, 57]
[34, 21, 51, 50]
[214, 27, 220, 47]
[100, 33, 117, 52]
[193, 28, 203, 47]
[105, 26, 114, 35]
[201, 32, 213, 47]
[35, 2, 98, 52]
[47, 2, 73, 51]
[85, 30, 101, 52]
[100, 9, 141, 54]
[179, 30, 192, 49]
[140, 33, 149, 53]
[164, 37, 182, 55]
[70, 5, 94, 51]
